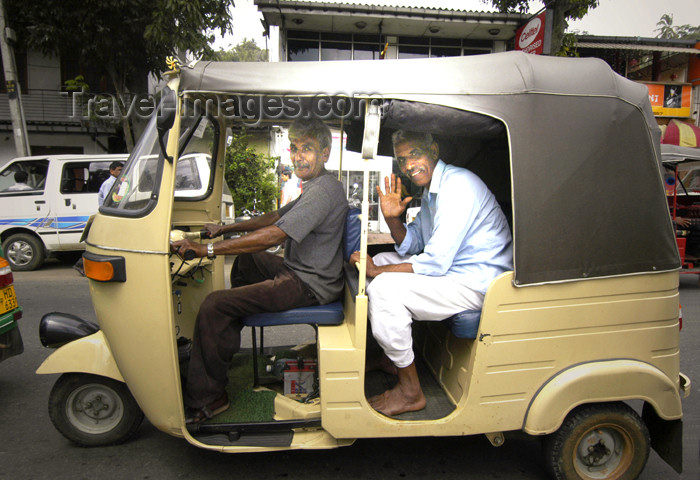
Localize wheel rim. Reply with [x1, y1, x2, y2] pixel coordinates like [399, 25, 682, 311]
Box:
[7, 240, 34, 267]
[65, 383, 124, 434]
[573, 424, 633, 479]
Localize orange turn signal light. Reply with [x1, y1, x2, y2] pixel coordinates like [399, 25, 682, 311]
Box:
[83, 252, 126, 282]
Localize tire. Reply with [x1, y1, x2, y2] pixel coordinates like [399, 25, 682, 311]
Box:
[542, 402, 650, 480]
[2, 233, 45, 271]
[48, 373, 144, 447]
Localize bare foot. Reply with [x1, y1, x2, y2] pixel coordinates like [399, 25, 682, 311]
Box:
[367, 362, 426, 416]
[368, 385, 426, 416]
[366, 353, 398, 375]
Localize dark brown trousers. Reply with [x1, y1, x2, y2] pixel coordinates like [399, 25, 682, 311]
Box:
[185, 251, 318, 408]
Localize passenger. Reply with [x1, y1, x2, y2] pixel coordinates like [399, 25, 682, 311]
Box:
[171, 118, 348, 424]
[6, 171, 32, 191]
[350, 130, 513, 416]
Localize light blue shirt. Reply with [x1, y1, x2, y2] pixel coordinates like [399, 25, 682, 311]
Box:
[396, 160, 513, 294]
[97, 175, 116, 207]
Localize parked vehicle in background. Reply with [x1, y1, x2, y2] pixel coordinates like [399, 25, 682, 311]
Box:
[0, 154, 129, 271]
[0, 152, 234, 271]
[0, 244, 23, 363]
[661, 144, 700, 278]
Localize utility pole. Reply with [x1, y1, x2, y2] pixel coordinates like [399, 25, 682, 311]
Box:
[0, 0, 30, 157]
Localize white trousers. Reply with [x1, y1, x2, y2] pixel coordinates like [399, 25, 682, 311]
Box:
[366, 252, 484, 368]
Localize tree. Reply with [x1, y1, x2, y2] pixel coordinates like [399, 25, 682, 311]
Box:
[5, 0, 235, 151]
[224, 129, 279, 215]
[655, 14, 700, 40]
[485, 0, 599, 55]
[208, 38, 269, 62]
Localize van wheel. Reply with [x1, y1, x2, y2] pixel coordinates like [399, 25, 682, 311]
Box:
[2, 233, 45, 271]
[48, 373, 144, 447]
[542, 403, 650, 480]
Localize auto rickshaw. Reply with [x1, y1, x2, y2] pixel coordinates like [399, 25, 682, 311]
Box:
[37, 52, 690, 480]
[661, 143, 700, 278]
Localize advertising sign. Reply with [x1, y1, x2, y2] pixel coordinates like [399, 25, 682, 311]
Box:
[515, 11, 547, 55]
[645, 83, 692, 117]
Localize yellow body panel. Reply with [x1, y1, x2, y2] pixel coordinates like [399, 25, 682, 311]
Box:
[36, 331, 123, 381]
[319, 270, 681, 439]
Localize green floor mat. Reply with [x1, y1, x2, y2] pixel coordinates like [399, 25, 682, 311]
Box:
[190, 352, 280, 424]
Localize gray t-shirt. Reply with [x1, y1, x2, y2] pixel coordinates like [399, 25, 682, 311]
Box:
[275, 170, 348, 304]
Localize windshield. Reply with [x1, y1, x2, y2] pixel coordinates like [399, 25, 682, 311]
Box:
[101, 103, 219, 216]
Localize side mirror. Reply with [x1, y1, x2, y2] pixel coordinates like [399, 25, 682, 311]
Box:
[157, 87, 177, 162]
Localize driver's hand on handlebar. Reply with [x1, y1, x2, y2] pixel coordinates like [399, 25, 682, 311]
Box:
[170, 238, 205, 258]
[201, 223, 224, 239]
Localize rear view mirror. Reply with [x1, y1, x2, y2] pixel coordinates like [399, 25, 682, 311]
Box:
[157, 87, 177, 162]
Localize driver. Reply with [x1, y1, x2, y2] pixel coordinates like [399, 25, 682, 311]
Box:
[171, 118, 347, 424]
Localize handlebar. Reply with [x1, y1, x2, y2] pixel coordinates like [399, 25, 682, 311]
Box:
[170, 229, 204, 242]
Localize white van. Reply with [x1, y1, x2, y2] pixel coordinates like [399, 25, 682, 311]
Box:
[0, 152, 234, 271]
[0, 154, 129, 270]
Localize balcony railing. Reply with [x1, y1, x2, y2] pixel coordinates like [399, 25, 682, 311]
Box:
[0, 89, 119, 132]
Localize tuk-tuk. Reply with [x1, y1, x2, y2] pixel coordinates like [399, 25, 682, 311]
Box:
[37, 52, 690, 480]
[0, 244, 23, 363]
[661, 143, 700, 278]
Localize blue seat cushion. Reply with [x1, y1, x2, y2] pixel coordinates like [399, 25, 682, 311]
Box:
[344, 208, 361, 262]
[242, 301, 344, 327]
[442, 309, 481, 339]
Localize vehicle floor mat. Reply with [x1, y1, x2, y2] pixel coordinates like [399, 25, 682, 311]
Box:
[195, 352, 277, 424]
[364, 358, 455, 421]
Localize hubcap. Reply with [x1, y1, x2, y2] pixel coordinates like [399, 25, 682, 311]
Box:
[574, 425, 632, 479]
[66, 383, 124, 434]
[7, 240, 33, 267]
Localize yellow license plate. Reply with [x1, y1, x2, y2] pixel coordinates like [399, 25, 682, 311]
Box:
[0, 285, 18, 315]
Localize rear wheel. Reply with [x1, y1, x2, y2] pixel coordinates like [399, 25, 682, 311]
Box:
[2, 233, 45, 271]
[48, 373, 144, 447]
[542, 402, 650, 480]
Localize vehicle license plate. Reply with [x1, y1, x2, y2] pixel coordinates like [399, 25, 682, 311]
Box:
[0, 286, 18, 315]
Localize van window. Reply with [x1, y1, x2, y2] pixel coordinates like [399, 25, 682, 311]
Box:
[60, 162, 112, 194]
[0, 159, 49, 193]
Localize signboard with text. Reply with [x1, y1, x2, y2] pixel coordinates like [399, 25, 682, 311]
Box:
[645, 83, 692, 117]
[515, 11, 547, 55]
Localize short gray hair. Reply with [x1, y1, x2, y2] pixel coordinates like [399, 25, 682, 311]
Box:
[289, 118, 332, 152]
[391, 130, 434, 154]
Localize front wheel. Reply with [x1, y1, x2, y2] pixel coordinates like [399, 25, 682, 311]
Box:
[2, 233, 45, 271]
[48, 373, 144, 447]
[542, 402, 650, 480]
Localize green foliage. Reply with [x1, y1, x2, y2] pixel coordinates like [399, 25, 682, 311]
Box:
[553, 33, 579, 57]
[485, 0, 598, 19]
[6, 0, 235, 150]
[655, 14, 700, 40]
[224, 130, 279, 215]
[206, 38, 269, 62]
[485, 0, 599, 55]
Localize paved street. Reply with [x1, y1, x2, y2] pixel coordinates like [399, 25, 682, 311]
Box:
[1, 259, 698, 479]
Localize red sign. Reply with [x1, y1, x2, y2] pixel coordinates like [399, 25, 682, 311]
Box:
[515, 11, 546, 55]
[688, 41, 700, 86]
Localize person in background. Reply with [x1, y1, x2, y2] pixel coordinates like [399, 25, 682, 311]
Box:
[97, 161, 124, 207]
[280, 165, 302, 207]
[6, 171, 32, 191]
[74, 160, 125, 276]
